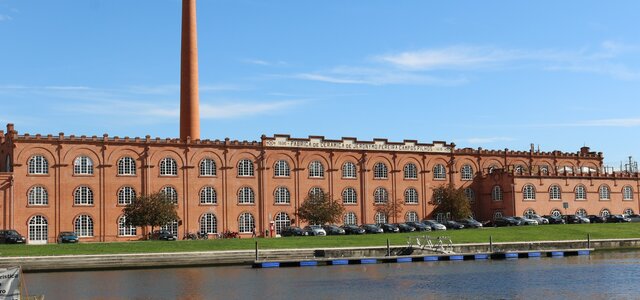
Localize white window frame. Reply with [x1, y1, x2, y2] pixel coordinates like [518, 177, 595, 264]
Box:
[161, 186, 178, 204]
[575, 185, 586, 200]
[600, 208, 611, 217]
[599, 185, 610, 200]
[461, 165, 473, 181]
[200, 158, 217, 177]
[238, 187, 255, 204]
[373, 162, 388, 179]
[200, 213, 217, 234]
[274, 212, 291, 234]
[28, 215, 48, 244]
[343, 212, 357, 225]
[404, 163, 418, 179]
[159, 157, 178, 176]
[274, 187, 290, 204]
[74, 186, 94, 205]
[309, 161, 325, 178]
[433, 164, 446, 180]
[74, 156, 94, 175]
[342, 162, 357, 179]
[549, 185, 561, 200]
[404, 188, 418, 204]
[405, 211, 419, 222]
[118, 215, 137, 236]
[342, 187, 357, 204]
[28, 155, 49, 175]
[238, 159, 254, 177]
[118, 157, 136, 176]
[492, 185, 503, 201]
[374, 212, 387, 224]
[623, 186, 633, 200]
[523, 209, 536, 219]
[238, 212, 255, 233]
[200, 186, 217, 205]
[464, 188, 475, 203]
[75, 215, 94, 237]
[28, 186, 48, 206]
[118, 186, 136, 205]
[274, 160, 290, 177]
[374, 187, 388, 205]
[576, 208, 587, 217]
[523, 184, 536, 201]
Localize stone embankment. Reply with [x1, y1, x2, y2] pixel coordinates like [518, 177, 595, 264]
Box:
[3, 238, 640, 272]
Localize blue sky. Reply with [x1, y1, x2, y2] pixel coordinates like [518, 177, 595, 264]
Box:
[1, 0, 640, 168]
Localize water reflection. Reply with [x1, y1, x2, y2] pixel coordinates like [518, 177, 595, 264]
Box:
[25, 251, 640, 299]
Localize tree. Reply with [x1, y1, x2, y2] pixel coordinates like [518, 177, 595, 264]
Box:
[429, 184, 472, 221]
[374, 198, 404, 223]
[123, 192, 180, 238]
[296, 192, 345, 225]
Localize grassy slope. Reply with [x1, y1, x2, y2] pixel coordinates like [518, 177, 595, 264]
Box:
[1, 223, 639, 257]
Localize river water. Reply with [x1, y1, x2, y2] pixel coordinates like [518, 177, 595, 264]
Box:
[24, 250, 640, 299]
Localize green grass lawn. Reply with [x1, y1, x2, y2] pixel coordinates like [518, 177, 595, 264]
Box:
[2, 223, 640, 257]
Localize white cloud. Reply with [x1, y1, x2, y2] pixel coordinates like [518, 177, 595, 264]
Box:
[295, 67, 467, 86]
[0, 15, 12, 22]
[242, 59, 288, 67]
[375, 46, 522, 70]
[200, 100, 303, 119]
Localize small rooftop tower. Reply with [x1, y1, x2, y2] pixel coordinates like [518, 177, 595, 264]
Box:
[180, 0, 200, 141]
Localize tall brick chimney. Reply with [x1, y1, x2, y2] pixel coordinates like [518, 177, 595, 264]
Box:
[180, 0, 200, 141]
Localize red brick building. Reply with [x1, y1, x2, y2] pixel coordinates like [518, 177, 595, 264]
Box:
[0, 125, 637, 243]
[1, 0, 638, 243]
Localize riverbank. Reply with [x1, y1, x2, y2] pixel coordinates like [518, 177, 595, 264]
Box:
[2, 223, 640, 257]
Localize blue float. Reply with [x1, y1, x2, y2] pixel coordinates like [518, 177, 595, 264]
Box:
[396, 257, 412, 263]
[505, 253, 519, 259]
[261, 262, 280, 268]
[449, 255, 464, 261]
[331, 259, 349, 265]
[423, 256, 439, 261]
[474, 254, 489, 260]
[577, 250, 590, 256]
[300, 261, 318, 267]
[551, 251, 564, 257]
[528, 252, 542, 258]
[360, 259, 377, 264]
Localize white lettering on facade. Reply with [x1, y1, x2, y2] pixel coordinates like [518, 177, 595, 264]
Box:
[265, 139, 451, 153]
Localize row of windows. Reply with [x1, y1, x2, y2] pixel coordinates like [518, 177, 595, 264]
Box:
[27, 185, 477, 206]
[27, 155, 477, 181]
[522, 184, 634, 201]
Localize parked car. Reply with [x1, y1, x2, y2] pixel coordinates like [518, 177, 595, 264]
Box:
[442, 220, 464, 230]
[513, 217, 538, 225]
[456, 218, 483, 229]
[406, 222, 431, 232]
[341, 225, 366, 235]
[151, 230, 176, 241]
[394, 223, 416, 233]
[625, 214, 640, 222]
[322, 224, 346, 235]
[0, 230, 26, 244]
[57, 231, 78, 243]
[577, 216, 591, 223]
[281, 226, 307, 237]
[379, 223, 400, 233]
[606, 215, 632, 223]
[493, 217, 521, 227]
[543, 215, 566, 224]
[422, 220, 447, 231]
[529, 214, 549, 225]
[588, 215, 607, 223]
[304, 225, 327, 236]
[564, 215, 588, 224]
[361, 224, 384, 234]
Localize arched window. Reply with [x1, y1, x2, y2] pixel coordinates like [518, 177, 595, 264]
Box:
[342, 162, 357, 179]
[74, 156, 94, 175]
[435, 213, 448, 223]
[118, 216, 136, 236]
[238, 187, 255, 204]
[5, 155, 11, 172]
[27, 155, 49, 175]
[161, 186, 178, 204]
[238, 212, 255, 233]
[404, 188, 418, 204]
[342, 188, 357, 204]
[575, 185, 587, 200]
[309, 187, 324, 198]
[433, 164, 446, 180]
[274, 160, 290, 177]
[309, 161, 324, 178]
[343, 212, 357, 225]
[624, 208, 634, 216]
[200, 186, 217, 204]
[405, 211, 419, 222]
[200, 158, 217, 176]
[559, 165, 573, 174]
[600, 208, 611, 218]
[118, 157, 136, 175]
[28, 186, 48, 205]
[576, 208, 588, 217]
[404, 163, 418, 179]
[488, 164, 499, 174]
[551, 209, 562, 218]
[28, 215, 48, 244]
[514, 165, 525, 175]
[599, 185, 610, 200]
[540, 165, 549, 175]
[274, 187, 290, 204]
[161, 220, 179, 236]
[549, 185, 561, 200]
[274, 212, 291, 234]
[159, 157, 178, 176]
[74, 215, 94, 237]
[623, 186, 633, 200]
[374, 212, 387, 224]
[464, 188, 475, 203]
[493, 211, 503, 220]
[523, 184, 536, 200]
[373, 162, 388, 179]
[523, 209, 536, 218]
[74, 186, 94, 205]
[461, 165, 474, 180]
[492, 186, 503, 201]
[238, 159, 254, 177]
[200, 213, 217, 234]
[118, 186, 136, 205]
[374, 187, 388, 205]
